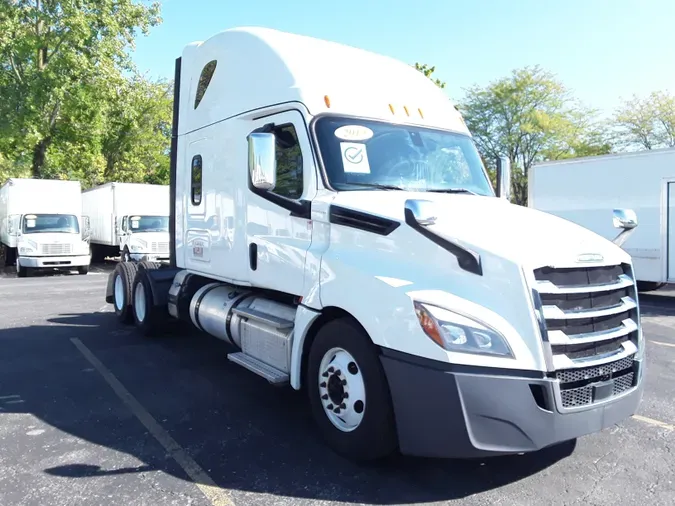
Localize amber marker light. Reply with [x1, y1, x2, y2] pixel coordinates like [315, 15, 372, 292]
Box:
[414, 302, 444, 348]
[324, 95, 331, 108]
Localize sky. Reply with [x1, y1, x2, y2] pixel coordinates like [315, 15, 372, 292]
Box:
[130, 0, 675, 115]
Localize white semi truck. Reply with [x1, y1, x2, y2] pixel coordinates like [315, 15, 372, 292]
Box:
[104, 27, 645, 461]
[0, 178, 91, 277]
[529, 147, 675, 292]
[82, 182, 170, 263]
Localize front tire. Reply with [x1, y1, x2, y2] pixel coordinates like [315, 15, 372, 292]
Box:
[111, 262, 138, 324]
[78, 265, 89, 275]
[306, 317, 398, 462]
[16, 260, 29, 278]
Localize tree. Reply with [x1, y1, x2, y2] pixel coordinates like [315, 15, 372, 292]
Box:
[613, 91, 675, 150]
[98, 74, 172, 188]
[413, 62, 446, 89]
[457, 65, 609, 205]
[0, 0, 161, 179]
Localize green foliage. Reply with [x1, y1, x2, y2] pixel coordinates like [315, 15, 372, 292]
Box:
[413, 63, 446, 89]
[613, 90, 675, 150]
[457, 65, 610, 205]
[0, 0, 163, 184]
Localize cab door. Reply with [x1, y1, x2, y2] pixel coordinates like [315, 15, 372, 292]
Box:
[246, 109, 317, 296]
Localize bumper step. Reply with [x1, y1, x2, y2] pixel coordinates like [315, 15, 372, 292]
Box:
[227, 352, 289, 385]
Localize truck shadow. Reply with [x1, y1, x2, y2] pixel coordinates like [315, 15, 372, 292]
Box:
[0, 311, 575, 504]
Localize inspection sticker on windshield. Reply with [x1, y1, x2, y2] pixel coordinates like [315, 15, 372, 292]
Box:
[334, 125, 373, 141]
[340, 142, 371, 174]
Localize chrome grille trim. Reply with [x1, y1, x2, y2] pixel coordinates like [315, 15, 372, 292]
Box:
[535, 274, 634, 295]
[542, 296, 636, 320]
[547, 318, 637, 345]
[41, 243, 72, 255]
[531, 262, 642, 410]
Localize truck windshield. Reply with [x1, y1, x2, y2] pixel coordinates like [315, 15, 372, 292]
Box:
[128, 215, 169, 233]
[313, 116, 494, 196]
[22, 214, 80, 234]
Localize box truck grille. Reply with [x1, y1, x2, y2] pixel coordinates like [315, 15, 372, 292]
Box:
[532, 263, 640, 409]
[41, 243, 72, 255]
[151, 242, 169, 253]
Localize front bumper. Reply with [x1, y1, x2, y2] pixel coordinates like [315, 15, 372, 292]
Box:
[381, 349, 644, 459]
[130, 252, 169, 262]
[19, 255, 90, 269]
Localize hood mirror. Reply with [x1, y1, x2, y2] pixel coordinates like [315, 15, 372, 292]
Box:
[612, 208, 638, 247]
[405, 199, 437, 226]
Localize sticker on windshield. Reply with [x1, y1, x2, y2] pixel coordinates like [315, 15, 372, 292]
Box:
[334, 125, 374, 142]
[340, 142, 371, 174]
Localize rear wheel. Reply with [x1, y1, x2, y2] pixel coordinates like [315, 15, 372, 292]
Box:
[131, 266, 168, 337]
[306, 317, 398, 462]
[637, 281, 666, 292]
[111, 262, 138, 324]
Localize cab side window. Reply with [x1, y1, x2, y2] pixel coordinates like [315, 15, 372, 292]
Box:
[272, 124, 303, 200]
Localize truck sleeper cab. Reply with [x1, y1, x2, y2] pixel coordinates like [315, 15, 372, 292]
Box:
[105, 27, 644, 462]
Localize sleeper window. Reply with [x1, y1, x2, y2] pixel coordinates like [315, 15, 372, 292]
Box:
[191, 155, 202, 206]
[273, 124, 303, 199]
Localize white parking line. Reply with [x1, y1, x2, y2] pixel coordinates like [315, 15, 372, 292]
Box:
[649, 340, 675, 348]
[70, 338, 234, 506]
[633, 414, 675, 431]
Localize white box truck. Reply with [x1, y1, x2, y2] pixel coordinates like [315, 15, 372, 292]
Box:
[82, 182, 170, 263]
[528, 147, 675, 292]
[103, 27, 645, 462]
[0, 178, 91, 277]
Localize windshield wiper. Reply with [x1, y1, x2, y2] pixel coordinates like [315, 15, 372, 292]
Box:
[339, 182, 405, 191]
[426, 188, 478, 195]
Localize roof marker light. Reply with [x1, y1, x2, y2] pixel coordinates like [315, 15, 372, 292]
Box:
[404, 106, 410, 116]
[324, 95, 331, 108]
[418, 108, 424, 119]
[389, 104, 395, 115]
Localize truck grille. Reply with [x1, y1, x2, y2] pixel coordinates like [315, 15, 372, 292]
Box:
[151, 242, 169, 253]
[41, 243, 72, 255]
[533, 263, 640, 409]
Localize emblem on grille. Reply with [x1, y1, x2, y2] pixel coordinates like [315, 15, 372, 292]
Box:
[576, 253, 604, 263]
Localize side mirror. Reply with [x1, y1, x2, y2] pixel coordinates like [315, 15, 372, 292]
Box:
[404, 199, 437, 226]
[496, 156, 511, 201]
[612, 208, 638, 247]
[248, 132, 276, 191]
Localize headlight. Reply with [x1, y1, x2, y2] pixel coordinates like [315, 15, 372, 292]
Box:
[129, 244, 142, 252]
[413, 301, 514, 358]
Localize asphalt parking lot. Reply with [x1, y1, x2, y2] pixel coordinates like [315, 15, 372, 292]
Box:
[0, 265, 674, 506]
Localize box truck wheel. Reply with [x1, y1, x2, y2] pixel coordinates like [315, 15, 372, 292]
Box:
[131, 267, 168, 337]
[78, 265, 89, 275]
[306, 317, 397, 461]
[16, 259, 30, 278]
[112, 262, 138, 324]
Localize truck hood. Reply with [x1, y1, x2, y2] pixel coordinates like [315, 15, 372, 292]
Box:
[19, 232, 81, 245]
[129, 231, 170, 243]
[330, 191, 630, 268]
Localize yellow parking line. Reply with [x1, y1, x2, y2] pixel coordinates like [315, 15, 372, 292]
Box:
[71, 338, 234, 506]
[633, 414, 675, 431]
[649, 340, 675, 348]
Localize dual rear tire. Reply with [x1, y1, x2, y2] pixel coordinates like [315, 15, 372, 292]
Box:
[111, 261, 167, 335]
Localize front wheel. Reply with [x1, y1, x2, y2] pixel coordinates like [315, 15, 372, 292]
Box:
[306, 317, 398, 462]
[78, 265, 89, 275]
[16, 260, 30, 278]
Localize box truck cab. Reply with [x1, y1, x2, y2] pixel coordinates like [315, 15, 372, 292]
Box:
[105, 27, 645, 462]
[82, 182, 170, 263]
[0, 178, 91, 277]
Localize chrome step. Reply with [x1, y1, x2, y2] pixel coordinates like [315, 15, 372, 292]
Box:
[227, 352, 289, 385]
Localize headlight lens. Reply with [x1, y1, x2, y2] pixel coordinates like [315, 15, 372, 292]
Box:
[414, 301, 514, 358]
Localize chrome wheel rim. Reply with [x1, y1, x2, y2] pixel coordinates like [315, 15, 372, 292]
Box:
[318, 347, 366, 432]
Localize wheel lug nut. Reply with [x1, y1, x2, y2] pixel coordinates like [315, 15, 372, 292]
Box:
[320, 382, 326, 388]
[327, 404, 333, 410]
[340, 403, 346, 409]
[335, 369, 341, 376]
[333, 408, 341, 413]
[321, 394, 328, 400]
[341, 379, 347, 386]
[343, 393, 349, 399]
[322, 372, 329, 378]
[328, 367, 334, 373]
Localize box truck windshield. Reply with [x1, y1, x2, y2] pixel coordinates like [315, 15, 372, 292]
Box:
[313, 116, 493, 196]
[129, 215, 169, 233]
[22, 214, 80, 234]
